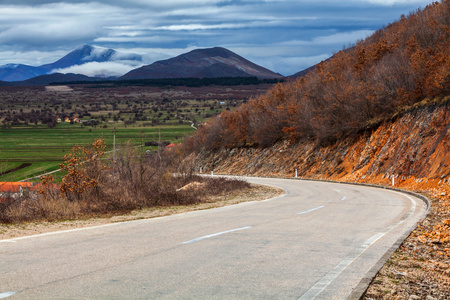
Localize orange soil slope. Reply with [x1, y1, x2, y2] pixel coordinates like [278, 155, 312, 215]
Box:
[195, 104, 450, 247]
[196, 104, 449, 187]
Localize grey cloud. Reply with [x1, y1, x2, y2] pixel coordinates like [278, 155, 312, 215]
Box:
[53, 61, 142, 77]
[0, 0, 438, 75]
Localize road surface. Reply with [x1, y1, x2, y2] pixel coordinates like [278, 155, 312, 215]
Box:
[0, 177, 428, 299]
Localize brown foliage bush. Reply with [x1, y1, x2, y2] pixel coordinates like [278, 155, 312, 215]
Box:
[0, 141, 250, 223]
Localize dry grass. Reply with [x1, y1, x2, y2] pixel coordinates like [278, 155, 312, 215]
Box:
[0, 142, 273, 226]
[0, 184, 283, 240]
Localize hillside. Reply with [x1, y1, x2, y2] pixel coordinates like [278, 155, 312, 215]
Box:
[194, 99, 449, 182]
[187, 1, 449, 150]
[121, 47, 283, 80]
[183, 2, 450, 297]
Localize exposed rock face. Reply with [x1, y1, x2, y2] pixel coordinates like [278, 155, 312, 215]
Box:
[195, 104, 450, 182]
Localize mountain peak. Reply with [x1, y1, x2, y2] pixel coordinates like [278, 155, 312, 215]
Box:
[121, 47, 283, 80]
[40, 45, 117, 71]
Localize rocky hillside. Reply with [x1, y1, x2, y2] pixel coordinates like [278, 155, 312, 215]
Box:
[195, 99, 449, 187]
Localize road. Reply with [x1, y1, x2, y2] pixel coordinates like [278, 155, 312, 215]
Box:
[0, 177, 428, 299]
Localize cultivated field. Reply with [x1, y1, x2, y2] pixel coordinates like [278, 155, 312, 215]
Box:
[0, 83, 272, 181]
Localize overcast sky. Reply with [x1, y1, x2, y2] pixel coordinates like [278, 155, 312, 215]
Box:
[0, 0, 436, 76]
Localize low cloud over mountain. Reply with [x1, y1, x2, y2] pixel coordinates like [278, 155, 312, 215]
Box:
[0, 45, 143, 81]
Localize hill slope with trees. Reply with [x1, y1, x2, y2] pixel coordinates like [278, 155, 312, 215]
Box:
[187, 1, 449, 150]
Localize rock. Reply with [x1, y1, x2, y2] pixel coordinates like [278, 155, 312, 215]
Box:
[426, 296, 437, 300]
[394, 271, 408, 276]
[409, 296, 420, 300]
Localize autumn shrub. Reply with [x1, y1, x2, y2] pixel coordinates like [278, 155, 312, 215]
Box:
[0, 140, 252, 223]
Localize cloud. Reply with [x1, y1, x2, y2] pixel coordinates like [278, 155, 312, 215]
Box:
[0, 0, 438, 76]
[362, 0, 430, 5]
[53, 61, 143, 77]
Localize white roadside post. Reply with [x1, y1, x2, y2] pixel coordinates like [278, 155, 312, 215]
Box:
[295, 169, 298, 178]
[391, 174, 395, 186]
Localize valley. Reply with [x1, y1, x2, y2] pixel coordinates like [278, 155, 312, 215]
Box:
[0, 83, 272, 181]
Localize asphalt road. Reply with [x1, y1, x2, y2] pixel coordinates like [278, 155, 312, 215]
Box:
[0, 177, 428, 299]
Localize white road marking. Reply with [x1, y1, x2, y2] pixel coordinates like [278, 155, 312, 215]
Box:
[183, 226, 252, 244]
[0, 292, 16, 299]
[340, 196, 346, 201]
[297, 206, 325, 215]
[298, 232, 384, 300]
[0, 222, 123, 243]
[333, 189, 341, 193]
[298, 192, 418, 299]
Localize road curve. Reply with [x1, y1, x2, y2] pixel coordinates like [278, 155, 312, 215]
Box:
[0, 177, 428, 299]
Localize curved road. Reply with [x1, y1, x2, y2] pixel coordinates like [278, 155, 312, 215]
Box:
[0, 177, 427, 299]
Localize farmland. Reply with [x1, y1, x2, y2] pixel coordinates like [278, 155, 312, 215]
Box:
[0, 83, 273, 181]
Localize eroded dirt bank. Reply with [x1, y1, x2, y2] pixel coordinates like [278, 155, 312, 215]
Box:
[194, 104, 450, 299]
[196, 104, 449, 185]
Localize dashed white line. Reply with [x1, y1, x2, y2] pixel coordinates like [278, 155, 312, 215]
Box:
[340, 196, 346, 201]
[183, 226, 252, 244]
[0, 292, 16, 299]
[297, 206, 325, 215]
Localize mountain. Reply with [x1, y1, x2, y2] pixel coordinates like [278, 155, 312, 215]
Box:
[0, 64, 47, 82]
[121, 47, 283, 80]
[40, 45, 142, 72]
[0, 45, 143, 82]
[288, 65, 316, 79]
[18, 73, 104, 86]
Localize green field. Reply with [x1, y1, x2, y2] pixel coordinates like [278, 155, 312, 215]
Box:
[0, 122, 194, 181]
[0, 84, 273, 181]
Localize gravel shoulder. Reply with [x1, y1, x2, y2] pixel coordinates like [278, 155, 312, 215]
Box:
[363, 193, 450, 300]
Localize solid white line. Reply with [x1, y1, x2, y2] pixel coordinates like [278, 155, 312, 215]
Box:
[297, 206, 325, 215]
[183, 226, 252, 244]
[0, 292, 16, 299]
[298, 192, 418, 299]
[298, 232, 385, 300]
[0, 222, 123, 243]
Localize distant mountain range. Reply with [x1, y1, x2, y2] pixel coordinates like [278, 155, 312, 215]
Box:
[0, 45, 143, 82]
[0, 45, 290, 85]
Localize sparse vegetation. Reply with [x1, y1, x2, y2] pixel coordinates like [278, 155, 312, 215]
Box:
[0, 140, 251, 223]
